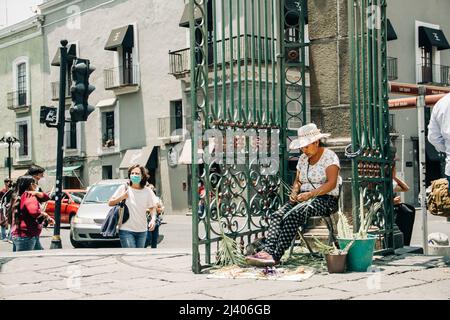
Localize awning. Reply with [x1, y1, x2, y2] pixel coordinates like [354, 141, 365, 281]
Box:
[178, 138, 215, 165]
[104, 25, 134, 51]
[51, 44, 77, 67]
[47, 165, 82, 177]
[419, 26, 450, 50]
[96, 98, 117, 108]
[119, 145, 155, 170]
[11, 169, 28, 180]
[179, 3, 202, 28]
[387, 19, 397, 41]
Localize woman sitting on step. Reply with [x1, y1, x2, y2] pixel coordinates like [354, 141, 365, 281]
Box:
[246, 123, 341, 267]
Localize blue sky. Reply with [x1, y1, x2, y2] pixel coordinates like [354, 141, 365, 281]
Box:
[0, 0, 43, 29]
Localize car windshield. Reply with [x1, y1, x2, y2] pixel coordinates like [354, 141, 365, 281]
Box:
[83, 184, 123, 204]
[69, 192, 86, 204]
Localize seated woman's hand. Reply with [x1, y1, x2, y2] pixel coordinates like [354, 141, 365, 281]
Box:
[393, 195, 401, 205]
[296, 192, 313, 202]
[289, 192, 298, 204]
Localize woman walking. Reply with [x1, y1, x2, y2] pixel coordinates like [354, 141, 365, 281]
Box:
[246, 123, 341, 266]
[109, 164, 157, 248]
[11, 175, 54, 252]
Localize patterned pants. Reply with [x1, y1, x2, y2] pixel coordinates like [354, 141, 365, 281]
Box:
[264, 195, 338, 261]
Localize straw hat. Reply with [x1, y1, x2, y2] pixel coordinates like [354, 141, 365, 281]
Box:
[289, 123, 331, 150]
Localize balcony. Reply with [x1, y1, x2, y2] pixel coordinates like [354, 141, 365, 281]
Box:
[104, 65, 140, 95]
[169, 35, 308, 78]
[417, 64, 450, 86]
[51, 81, 71, 101]
[7, 90, 30, 113]
[387, 57, 398, 81]
[157, 116, 185, 144]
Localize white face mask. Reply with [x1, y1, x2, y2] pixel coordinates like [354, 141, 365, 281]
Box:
[38, 177, 46, 186]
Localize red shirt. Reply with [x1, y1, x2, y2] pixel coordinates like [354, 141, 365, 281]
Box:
[12, 192, 43, 238]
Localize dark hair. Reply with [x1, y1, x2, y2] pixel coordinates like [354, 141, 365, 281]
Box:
[17, 175, 36, 196]
[127, 164, 148, 188]
[27, 165, 45, 176]
[11, 175, 35, 227]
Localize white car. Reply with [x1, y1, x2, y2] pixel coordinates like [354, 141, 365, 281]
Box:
[70, 179, 128, 248]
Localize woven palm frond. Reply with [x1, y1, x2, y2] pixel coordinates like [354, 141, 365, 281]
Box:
[282, 197, 315, 221]
[217, 228, 247, 267]
[214, 190, 247, 267]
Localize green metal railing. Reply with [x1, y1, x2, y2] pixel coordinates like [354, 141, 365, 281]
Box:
[189, 0, 307, 273]
[348, 0, 394, 254]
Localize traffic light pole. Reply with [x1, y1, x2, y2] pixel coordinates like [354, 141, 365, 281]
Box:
[50, 40, 68, 250]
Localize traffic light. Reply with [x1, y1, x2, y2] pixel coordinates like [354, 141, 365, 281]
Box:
[70, 58, 95, 122]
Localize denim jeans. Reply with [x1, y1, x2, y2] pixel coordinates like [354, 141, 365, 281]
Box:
[12, 236, 44, 252]
[0, 226, 6, 240]
[145, 225, 159, 248]
[118, 230, 147, 248]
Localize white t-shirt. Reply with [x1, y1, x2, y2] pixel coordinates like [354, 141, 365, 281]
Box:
[296, 148, 341, 196]
[112, 185, 158, 233]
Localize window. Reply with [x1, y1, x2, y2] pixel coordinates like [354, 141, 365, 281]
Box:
[15, 117, 31, 161]
[173, 100, 183, 132]
[17, 63, 27, 106]
[102, 111, 115, 148]
[18, 122, 28, 157]
[65, 121, 78, 150]
[102, 165, 113, 180]
[420, 47, 433, 83]
[122, 47, 133, 85]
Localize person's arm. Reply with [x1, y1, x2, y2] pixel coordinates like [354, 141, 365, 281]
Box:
[297, 165, 340, 201]
[428, 105, 446, 153]
[392, 165, 409, 192]
[108, 185, 128, 207]
[147, 189, 157, 231]
[289, 170, 302, 203]
[29, 191, 50, 202]
[23, 194, 42, 219]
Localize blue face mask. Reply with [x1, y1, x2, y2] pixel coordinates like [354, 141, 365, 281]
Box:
[130, 175, 141, 185]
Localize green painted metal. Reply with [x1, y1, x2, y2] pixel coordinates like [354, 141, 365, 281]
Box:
[349, 0, 394, 254]
[189, 0, 308, 273]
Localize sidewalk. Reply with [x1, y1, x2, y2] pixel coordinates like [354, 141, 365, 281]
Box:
[1, 248, 449, 300]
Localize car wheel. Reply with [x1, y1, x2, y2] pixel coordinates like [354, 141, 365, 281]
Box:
[70, 231, 85, 249]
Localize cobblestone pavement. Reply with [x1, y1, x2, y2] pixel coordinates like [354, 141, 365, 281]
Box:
[0, 249, 448, 300]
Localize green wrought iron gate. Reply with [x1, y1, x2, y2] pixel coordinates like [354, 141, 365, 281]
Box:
[348, 0, 394, 254]
[188, 0, 308, 273]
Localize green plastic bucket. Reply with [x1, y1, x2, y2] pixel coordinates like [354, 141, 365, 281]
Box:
[338, 235, 376, 272]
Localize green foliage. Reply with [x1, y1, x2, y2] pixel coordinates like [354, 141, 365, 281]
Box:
[337, 210, 353, 239]
[217, 230, 247, 267]
[338, 191, 383, 240]
[313, 237, 355, 255]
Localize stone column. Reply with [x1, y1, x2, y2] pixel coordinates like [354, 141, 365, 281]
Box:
[308, 0, 352, 213]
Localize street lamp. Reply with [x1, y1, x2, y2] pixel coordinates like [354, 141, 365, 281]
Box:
[0, 131, 21, 179]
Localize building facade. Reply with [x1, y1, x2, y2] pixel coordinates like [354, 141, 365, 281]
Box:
[0, 0, 194, 215]
[387, 0, 450, 205]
